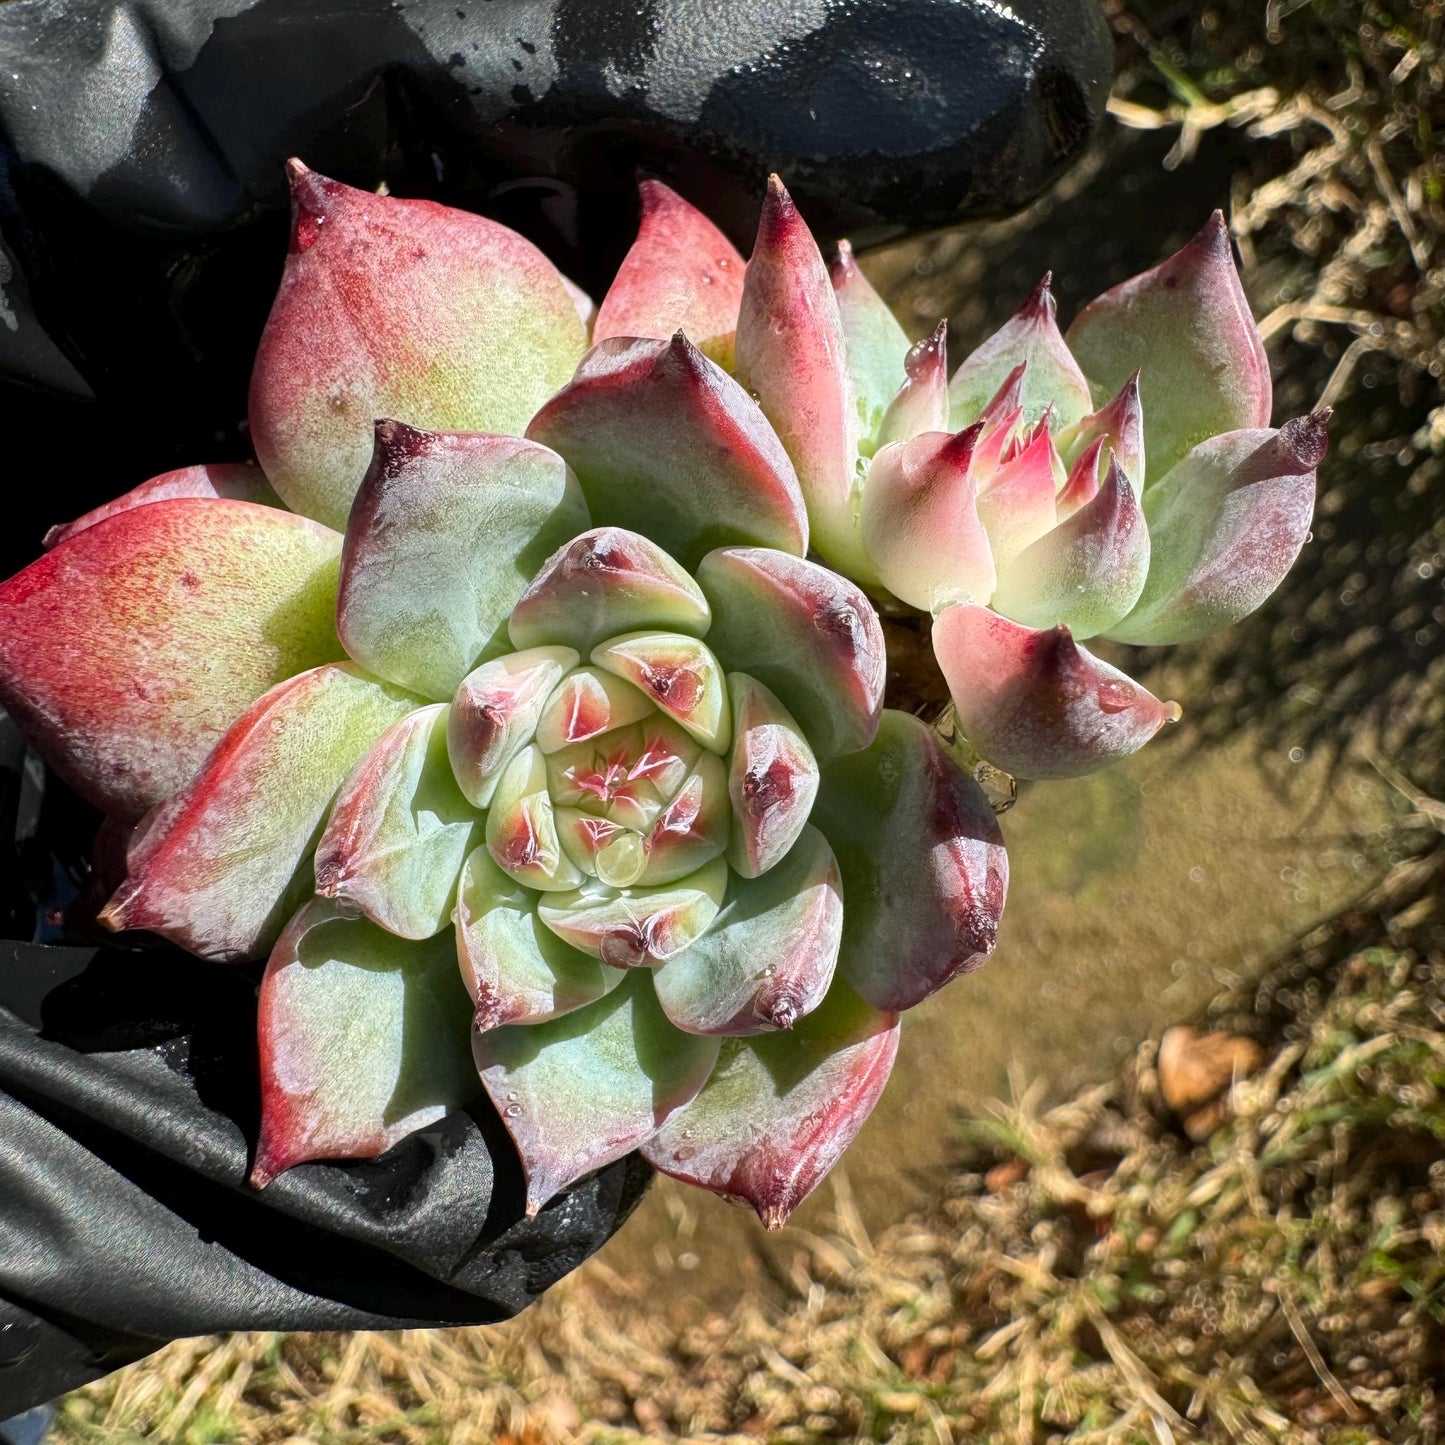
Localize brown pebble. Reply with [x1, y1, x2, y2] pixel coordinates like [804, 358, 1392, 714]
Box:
[1158, 1027, 1266, 1138]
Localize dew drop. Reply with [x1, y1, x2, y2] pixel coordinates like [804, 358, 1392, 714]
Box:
[504, 1103, 522, 1117]
[1095, 678, 1134, 714]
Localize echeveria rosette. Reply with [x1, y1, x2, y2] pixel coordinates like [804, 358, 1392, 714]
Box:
[0, 165, 1008, 1229]
[739, 197, 1329, 782]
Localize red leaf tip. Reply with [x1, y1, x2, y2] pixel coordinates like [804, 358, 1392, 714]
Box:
[1283, 410, 1331, 469]
[1020, 272, 1056, 323]
[939, 420, 983, 472]
[286, 159, 344, 253]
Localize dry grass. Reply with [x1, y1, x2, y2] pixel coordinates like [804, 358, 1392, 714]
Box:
[53, 855, 1445, 1445]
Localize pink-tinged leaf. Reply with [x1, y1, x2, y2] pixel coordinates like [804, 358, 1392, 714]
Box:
[0, 499, 344, 823]
[101, 664, 420, 962]
[653, 825, 841, 1036]
[948, 275, 1093, 432]
[829, 238, 910, 453]
[696, 548, 885, 763]
[249, 162, 588, 529]
[974, 423, 1061, 568]
[592, 178, 745, 367]
[475, 970, 719, 1215]
[591, 631, 731, 753]
[1056, 371, 1145, 494]
[859, 426, 996, 612]
[932, 604, 1180, 780]
[253, 900, 475, 1185]
[1057, 436, 1105, 517]
[456, 845, 624, 1029]
[725, 672, 819, 880]
[448, 647, 578, 808]
[641, 980, 898, 1228]
[641, 748, 729, 884]
[507, 528, 711, 655]
[545, 717, 696, 826]
[526, 334, 808, 567]
[44, 462, 281, 548]
[338, 422, 588, 702]
[736, 178, 869, 581]
[812, 710, 1007, 1011]
[978, 361, 1028, 431]
[534, 666, 656, 754]
[536, 856, 728, 968]
[991, 457, 1151, 638]
[877, 321, 949, 450]
[485, 744, 585, 892]
[555, 809, 645, 884]
[1066, 213, 1272, 483]
[314, 704, 479, 940]
[1107, 414, 1327, 645]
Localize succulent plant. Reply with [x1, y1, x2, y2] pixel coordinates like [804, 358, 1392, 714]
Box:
[0, 162, 1319, 1228]
[0, 165, 1011, 1228]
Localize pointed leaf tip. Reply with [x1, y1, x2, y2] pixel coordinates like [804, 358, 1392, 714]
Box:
[641, 982, 899, 1227]
[593, 178, 745, 367]
[1066, 213, 1271, 483]
[1107, 419, 1323, 645]
[992, 454, 1151, 638]
[933, 605, 1179, 779]
[475, 971, 719, 1214]
[860, 426, 995, 612]
[527, 335, 808, 565]
[255, 900, 475, 1183]
[251, 166, 588, 528]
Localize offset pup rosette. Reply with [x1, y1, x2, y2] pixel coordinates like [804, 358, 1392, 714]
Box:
[0, 166, 1007, 1227]
[733, 184, 1327, 780]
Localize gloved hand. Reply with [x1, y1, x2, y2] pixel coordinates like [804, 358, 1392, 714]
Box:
[0, 0, 1112, 1417]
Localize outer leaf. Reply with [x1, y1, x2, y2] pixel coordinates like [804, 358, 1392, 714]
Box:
[641, 980, 898, 1229]
[536, 856, 728, 968]
[253, 900, 475, 1184]
[1107, 415, 1326, 644]
[526, 333, 808, 567]
[0, 499, 344, 822]
[101, 664, 420, 962]
[314, 704, 478, 939]
[249, 162, 587, 529]
[337, 422, 588, 701]
[859, 426, 996, 612]
[474, 970, 719, 1215]
[991, 456, 1151, 638]
[877, 321, 950, 450]
[485, 744, 585, 892]
[653, 825, 842, 1036]
[696, 547, 885, 763]
[507, 528, 711, 655]
[948, 275, 1092, 431]
[455, 845, 624, 1029]
[725, 672, 820, 879]
[1065, 212, 1272, 481]
[592, 178, 745, 367]
[735, 178, 869, 581]
[932, 604, 1180, 780]
[812, 710, 1007, 1011]
[591, 631, 731, 753]
[448, 646, 578, 808]
[44, 462, 280, 548]
[830, 238, 911, 452]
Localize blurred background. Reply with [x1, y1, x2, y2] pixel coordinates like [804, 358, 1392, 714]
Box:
[51, 0, 1445, 1439]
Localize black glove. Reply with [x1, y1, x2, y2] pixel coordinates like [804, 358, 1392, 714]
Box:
[0, 0, 1113, 1416]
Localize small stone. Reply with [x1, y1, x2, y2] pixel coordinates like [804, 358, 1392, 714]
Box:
[1158, 1026, 1266, 1139]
